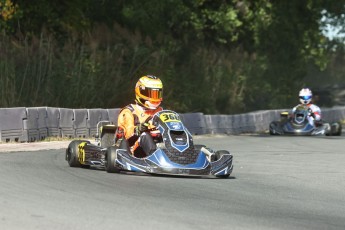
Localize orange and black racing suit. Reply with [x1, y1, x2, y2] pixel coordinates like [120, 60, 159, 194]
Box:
[117, 103, 162, 158]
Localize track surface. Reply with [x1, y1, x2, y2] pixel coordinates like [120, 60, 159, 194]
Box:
[1, 135, 345, 230]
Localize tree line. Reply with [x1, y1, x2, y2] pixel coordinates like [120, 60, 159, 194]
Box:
[1, 0, 345, 114]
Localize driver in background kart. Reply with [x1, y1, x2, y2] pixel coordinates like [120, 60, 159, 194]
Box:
[117, 75, 163, 158]
[292, 88, 321, 126]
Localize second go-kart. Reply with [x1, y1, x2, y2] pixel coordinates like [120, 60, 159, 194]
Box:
[269, 105, 342, 136]
[66, 110, 233, 178]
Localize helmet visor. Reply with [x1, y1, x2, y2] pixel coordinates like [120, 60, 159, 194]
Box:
[139, 87, 163, 101]
[299, 95, 312, 101]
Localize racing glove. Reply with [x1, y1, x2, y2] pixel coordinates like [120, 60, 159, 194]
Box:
[308, 108, 315, 118]
[135, 122, 149, 135]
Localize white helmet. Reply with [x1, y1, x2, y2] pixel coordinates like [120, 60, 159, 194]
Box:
[299, 88, 312, 105]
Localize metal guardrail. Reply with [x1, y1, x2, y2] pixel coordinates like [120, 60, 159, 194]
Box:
[1, 106, 345, 142]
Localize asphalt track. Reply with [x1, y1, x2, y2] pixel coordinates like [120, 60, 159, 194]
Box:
[0, 134, 345, 230]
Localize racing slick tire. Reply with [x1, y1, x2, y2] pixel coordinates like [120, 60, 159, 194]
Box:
[269, 121, 279, 135]
[66, 140, 90, 167]
[105, 146, 120, 173]
[325, 122, 342, 136]
[331, 122, 342, 136]
[214, 150, 231, 178]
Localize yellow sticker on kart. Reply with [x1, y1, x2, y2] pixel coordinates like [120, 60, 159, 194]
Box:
[160, 112, 181, 123]
[78, 142, 87, 164]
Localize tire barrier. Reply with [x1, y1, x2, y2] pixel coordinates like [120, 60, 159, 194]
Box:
[0, 107, 27, 142]
[321, 106, 345, 122]
[0, 106, 344, 142]
[37, 107, 49, 140]
[107, 108, 121, 125]
[46, 107, 60, 137]
[180, 112, 207, 135]
[23, 108, 41, 142]
[74, 109, 88, 138]
[87, 109, 110, 138]
[59, 108, 75, 138]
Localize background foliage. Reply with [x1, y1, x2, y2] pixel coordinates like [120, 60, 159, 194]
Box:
[1, 0, 345, 114]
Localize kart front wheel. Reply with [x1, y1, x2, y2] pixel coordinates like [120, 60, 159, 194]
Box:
[105, 146, 120, 173]
[269, 122, 280, 135]
[66, 140, 90, 167]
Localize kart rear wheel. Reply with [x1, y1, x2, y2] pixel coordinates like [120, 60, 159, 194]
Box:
[325, 122, 342, 136]
[331, 122, 342, 136]
[66, 140, 90, 167]
[105, 146, 120, 173]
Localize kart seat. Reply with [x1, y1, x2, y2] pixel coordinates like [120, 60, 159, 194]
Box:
[118, 138, 131, 152]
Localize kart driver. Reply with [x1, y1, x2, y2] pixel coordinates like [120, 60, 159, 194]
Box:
[117, 75, 163, 158]
[292, 88, 321, 125]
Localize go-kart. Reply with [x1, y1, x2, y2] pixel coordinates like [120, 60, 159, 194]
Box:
[65, 110, 233, 178]
[269, 105, 342, 136]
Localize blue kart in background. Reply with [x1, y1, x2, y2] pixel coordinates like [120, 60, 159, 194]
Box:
[66, 110, 233, 178]
[269, 105, 342, 136]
